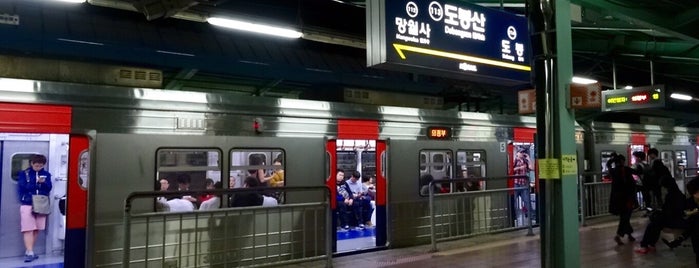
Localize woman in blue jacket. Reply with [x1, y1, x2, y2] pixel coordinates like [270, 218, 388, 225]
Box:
[17, 154, 52, 263]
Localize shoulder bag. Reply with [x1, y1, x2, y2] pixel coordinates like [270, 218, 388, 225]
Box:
[26, 170, 50, 215]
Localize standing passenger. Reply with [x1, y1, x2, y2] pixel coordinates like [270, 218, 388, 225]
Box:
[17, 154, 53, 263]
[646, 148, 664, 207]
[608, 154, 637, 245]
[513, 150, 531, 214]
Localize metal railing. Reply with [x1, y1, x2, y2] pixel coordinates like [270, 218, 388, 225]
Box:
[122, 186, 332, 268]
[578, 172, 612, 227]
[427, 176, 533, 252]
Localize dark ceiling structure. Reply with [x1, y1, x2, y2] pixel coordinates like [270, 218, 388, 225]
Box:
[1, 0, 698, 126]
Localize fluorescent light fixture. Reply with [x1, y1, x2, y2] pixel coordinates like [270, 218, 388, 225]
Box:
[54, 0, 86, 3]
[670, 93, 693, 101]
[624, 85, 633, 89]
[572, 76, 598, 84]
[207, 17, 303, 38]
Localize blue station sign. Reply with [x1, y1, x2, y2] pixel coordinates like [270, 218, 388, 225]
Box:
[366, 0, 531, 85]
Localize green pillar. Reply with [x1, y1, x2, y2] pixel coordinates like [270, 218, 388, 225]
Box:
[530, 0, 581, 267]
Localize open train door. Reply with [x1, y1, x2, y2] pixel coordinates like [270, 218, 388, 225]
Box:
[0, 102, 87, 267]
[325, 119, 386, 254]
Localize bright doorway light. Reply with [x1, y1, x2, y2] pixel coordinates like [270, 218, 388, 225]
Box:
[670, 93, 693, 101]
[572, 76, 598, 84]
[207, 17, 303, 38]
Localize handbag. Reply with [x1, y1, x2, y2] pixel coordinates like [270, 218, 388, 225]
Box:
[25, 170, 51, 215]
[32, 194, 50, 215]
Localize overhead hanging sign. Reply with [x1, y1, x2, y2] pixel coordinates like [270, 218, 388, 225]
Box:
[366, 0, 531, 86]
[601, 85, 666, 112]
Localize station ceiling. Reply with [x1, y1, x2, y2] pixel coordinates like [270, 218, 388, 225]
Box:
[1, 0, 698, 126]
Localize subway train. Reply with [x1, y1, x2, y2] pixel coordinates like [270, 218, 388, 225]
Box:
[0, 77, 698, 267]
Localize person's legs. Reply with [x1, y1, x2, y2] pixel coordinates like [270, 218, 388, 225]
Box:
[643, 189, 652, 209]
[652, 186, 663, 207]
[20, 205, 40, 262]
[637, 217, 664, 253]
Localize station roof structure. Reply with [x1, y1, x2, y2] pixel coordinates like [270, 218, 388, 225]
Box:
[1, 0, 698, 126]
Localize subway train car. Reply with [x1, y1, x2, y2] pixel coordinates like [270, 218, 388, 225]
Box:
[0, 77, 696, 267]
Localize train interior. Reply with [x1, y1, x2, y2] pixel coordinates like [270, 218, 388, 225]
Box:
[0, 133, 68, 267]
[334, 139, 379, 253]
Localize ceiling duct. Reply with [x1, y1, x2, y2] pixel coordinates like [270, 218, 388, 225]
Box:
[132, 0, 199, 20]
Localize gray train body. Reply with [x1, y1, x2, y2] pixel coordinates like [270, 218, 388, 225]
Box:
[1, 78, 698, 267]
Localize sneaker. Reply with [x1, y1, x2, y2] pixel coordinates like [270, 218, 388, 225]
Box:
[342, 225, 350, 230]
[614, 236, 624, 246]
[358, 224, 365, 229]
[24, 254, 37, 263]
[634, 246, 656, 254]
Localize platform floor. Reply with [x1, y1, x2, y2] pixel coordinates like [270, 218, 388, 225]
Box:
[295, 215, 698, 268]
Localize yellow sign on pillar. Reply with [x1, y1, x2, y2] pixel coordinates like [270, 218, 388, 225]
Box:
[538, 158, 561, 179]
[561, 154, 578, 176]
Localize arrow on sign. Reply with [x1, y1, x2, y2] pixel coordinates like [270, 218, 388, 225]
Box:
[392, 43, 532, 72]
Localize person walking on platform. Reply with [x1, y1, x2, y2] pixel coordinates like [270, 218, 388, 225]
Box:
[632, 151, 654, 211]
[662, 178, 699, 264]
[608, 154, 638, 245]
[635, 164, 685, 254]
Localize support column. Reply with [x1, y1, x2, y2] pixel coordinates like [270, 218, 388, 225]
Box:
[529, 0, 580, 267]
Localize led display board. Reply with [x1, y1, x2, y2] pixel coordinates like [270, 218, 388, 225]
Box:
[426, 126, 452, 140]
[601, 85, 666, 112]
[366, 0, 531, 86]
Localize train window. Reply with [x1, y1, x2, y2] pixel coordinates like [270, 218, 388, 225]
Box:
[661, 151, 675, 177]
[10, 153, 35, 182]
[600, 151, 616, 175]
[361, 151, 376, 179]
[337, 151, 358, 175]
[230, 149, 284, 189]
[155, 149, 222, 207]
[78, 150, 89, 190]
[419, 150, 453, 196]
[676, 151, 688, 176]
[456, 150, 486, 190]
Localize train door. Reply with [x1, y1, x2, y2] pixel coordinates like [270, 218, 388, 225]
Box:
[508, 127, 536, 227]
[0, 102, 83, 267]
[325, 118, 386, 254]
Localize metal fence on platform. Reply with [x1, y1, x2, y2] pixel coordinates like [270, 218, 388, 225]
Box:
[121, 186, 332, 268]
[427, 176, 534, 252]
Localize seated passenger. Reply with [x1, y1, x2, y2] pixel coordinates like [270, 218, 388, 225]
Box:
[199, 178, 216, 203]
[335, 170, 353, 230]
[346, 170, 373, 228]
[176, 174, 198, 207]
[419, 174, 439, 196]
[231, 176, 263, 207]
[199, 181, 222, 211]
[167, 198, 195, 212]
[362, 175, 376, 200]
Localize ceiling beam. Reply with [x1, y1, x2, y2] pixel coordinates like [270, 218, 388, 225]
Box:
[674, 7, 699, 28]
[572, 0, 699, 43]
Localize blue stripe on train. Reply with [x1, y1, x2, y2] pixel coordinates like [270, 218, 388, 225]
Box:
[64, 228, 85, 268]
